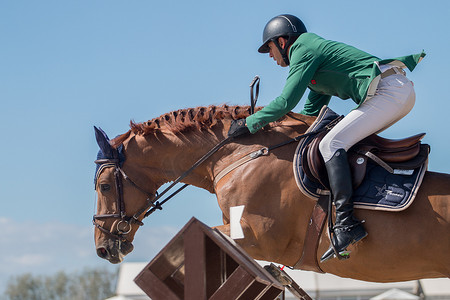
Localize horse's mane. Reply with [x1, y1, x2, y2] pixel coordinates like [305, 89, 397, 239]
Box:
[111, 104, 313, 148]
[112, 105, 253, 146]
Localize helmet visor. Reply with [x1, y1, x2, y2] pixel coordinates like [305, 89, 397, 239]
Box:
[258, 42, 270, 53]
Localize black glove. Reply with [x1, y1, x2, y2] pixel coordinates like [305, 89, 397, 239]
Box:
[228, 119, 250, 138]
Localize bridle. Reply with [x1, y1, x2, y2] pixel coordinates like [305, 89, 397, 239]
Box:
[93, 158, 157, 242]
[93, 136, 234, 242]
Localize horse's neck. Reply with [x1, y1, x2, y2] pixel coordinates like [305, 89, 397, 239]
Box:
[131, 113, 314, 192]
[135, 128, 226, 192]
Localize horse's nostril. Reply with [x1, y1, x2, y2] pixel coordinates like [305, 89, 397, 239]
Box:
[97, 247, 108, 259]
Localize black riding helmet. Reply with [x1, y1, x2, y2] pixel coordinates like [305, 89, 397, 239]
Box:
[258, 14, 307, 65]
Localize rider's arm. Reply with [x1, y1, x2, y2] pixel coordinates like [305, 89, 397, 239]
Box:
[300, 91, 331, 116]
[246, 46, 321, 134]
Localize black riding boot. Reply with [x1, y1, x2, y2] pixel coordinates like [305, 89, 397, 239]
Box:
[320, 149, 368, 262]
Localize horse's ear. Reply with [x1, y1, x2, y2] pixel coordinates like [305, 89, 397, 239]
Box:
[94, 126, 115, 158]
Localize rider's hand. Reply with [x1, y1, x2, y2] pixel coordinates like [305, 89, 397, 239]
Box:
[228, 119, 250, 138]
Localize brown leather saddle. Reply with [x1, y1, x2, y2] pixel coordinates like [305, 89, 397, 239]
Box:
[302, 131, 428, 189]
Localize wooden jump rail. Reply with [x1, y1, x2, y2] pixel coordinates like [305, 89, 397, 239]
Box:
[134, 217, 311, 300]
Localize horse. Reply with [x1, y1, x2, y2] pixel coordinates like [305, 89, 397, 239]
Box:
[93, 105, 450, 282]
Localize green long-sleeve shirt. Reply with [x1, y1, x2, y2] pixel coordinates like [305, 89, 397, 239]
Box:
[246, 33, 425, 133]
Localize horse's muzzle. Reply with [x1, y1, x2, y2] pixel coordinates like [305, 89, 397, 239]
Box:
[96, 239, 134, 264]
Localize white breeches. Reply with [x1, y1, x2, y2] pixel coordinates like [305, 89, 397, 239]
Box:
[319, 72, 416, 162]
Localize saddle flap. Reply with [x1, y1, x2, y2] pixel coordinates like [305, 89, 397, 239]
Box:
[306, 131, 328, 188]
[304, 130, 368, 190]
[301, 143, 320, 185]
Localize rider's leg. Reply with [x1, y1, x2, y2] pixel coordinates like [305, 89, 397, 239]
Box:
[319, 72, 415, 262]
[320, 148, 367, 262]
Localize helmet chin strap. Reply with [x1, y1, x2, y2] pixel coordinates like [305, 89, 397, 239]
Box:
[273, 38, 290, 66]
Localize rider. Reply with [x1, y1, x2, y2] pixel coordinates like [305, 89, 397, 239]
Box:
[228, 14, 425, 262]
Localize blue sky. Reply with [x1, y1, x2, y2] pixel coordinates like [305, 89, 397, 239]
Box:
[1, 0, 449, 292]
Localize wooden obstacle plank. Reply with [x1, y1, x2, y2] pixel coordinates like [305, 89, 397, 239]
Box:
[134, 266, 180, 300]
[209, 266, 255, 300]
[134, 217, 288, 300]
[184, 220, 207, 300]
[206, 228, 275, 282]
[204, 237, 226, 298]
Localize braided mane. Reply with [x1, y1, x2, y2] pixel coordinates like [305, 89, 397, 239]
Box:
[112, 105, 253, 147]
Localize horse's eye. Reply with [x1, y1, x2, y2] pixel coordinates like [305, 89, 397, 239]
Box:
[100, 184, 111, 192]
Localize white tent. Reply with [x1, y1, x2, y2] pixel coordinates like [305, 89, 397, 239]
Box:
[370, 288, 420, 300]
[105, 262, 150, 300]
[105, 296, 132, 300]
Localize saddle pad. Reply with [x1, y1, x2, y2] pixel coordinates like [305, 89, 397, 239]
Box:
[293, 107, 427, 212]
[351, 159, 426, 211]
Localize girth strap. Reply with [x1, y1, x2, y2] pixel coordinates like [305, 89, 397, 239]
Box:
[293, 194, 328, 272]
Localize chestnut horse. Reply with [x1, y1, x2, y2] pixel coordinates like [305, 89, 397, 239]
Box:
[93, 105, 450, 282]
